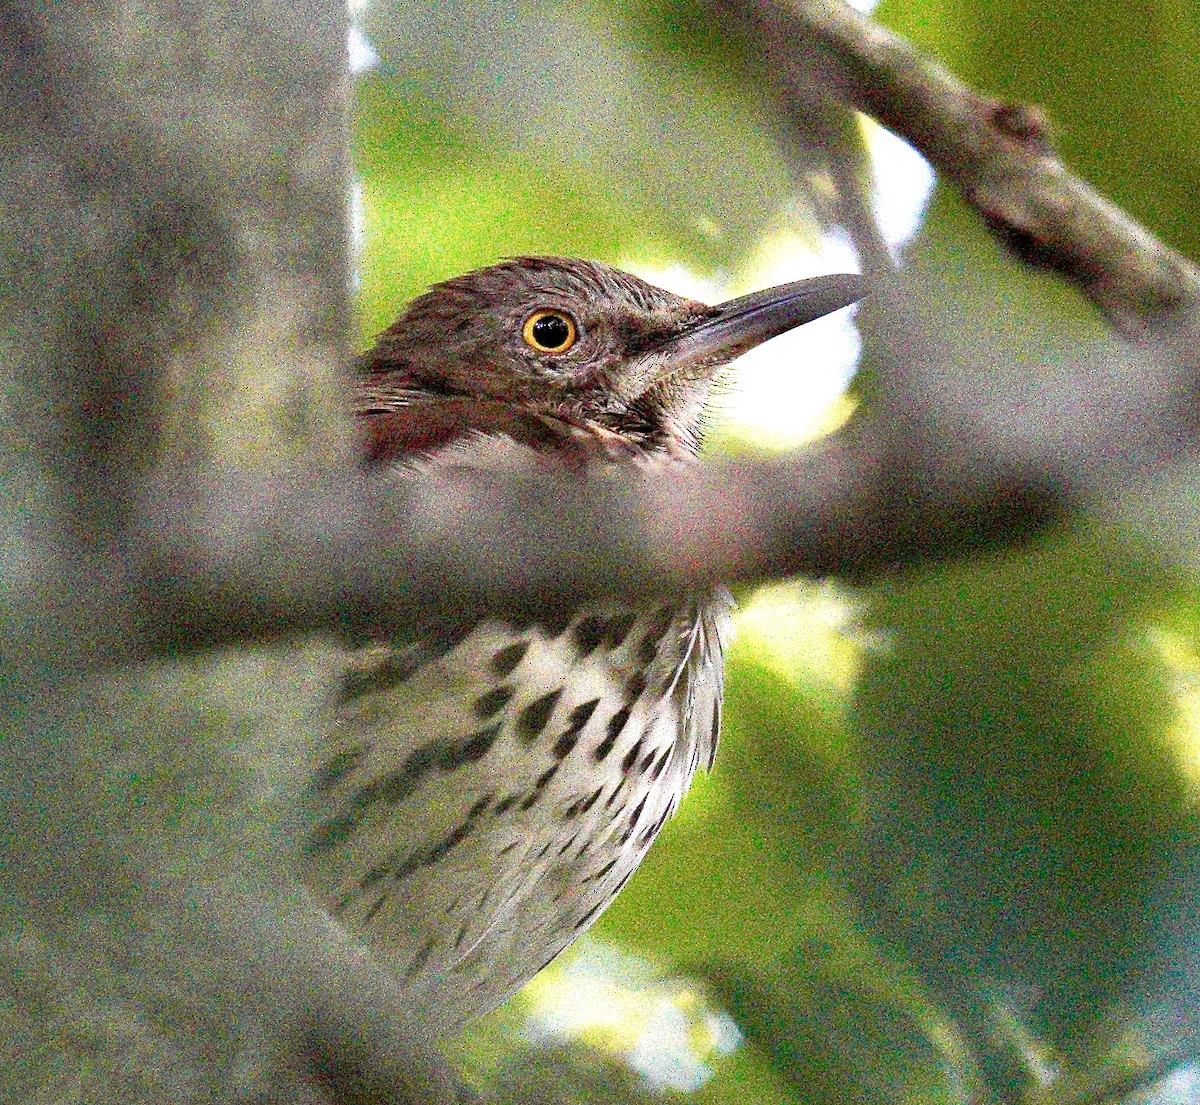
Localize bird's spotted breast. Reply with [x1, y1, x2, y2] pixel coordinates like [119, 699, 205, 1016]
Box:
[303, 593, 729, 1036]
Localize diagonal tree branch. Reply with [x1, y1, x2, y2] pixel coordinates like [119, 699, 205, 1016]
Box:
[133, 429, 1063, 660]
[710, 0, 1200, 334]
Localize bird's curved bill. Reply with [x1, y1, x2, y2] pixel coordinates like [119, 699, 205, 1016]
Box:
[659, 272, 864, 378]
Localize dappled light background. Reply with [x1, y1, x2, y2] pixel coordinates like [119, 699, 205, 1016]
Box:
[348, 1, 1200, 1102]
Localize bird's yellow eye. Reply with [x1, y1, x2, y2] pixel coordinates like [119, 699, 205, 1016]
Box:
[522, 309, 578, 353]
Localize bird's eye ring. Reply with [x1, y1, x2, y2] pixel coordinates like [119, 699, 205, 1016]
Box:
[522, 309, 578, 354]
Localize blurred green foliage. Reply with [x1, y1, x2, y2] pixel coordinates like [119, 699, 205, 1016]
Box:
[352, 1, 1200, 1101]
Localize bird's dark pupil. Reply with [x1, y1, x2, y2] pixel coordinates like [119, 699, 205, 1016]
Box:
[532, 314, 571, 349]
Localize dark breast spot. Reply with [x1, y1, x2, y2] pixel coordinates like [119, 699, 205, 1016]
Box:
[306, 814, 357, 851]
[356, 743, 438, 807]
[425, 814, 476, 864]
[594, 706, 631, 761]
[467, 792, 494, 818]
[363, 894, 389, 923]
[359, 862, 388, 891]
[639, 810, 670, 848]
[637, 631, 661, 666]
[568, 697, 600, 730]
[571, 614, 607, 658]
[557, 832, 579, 856]
[403, 936, 437, 983]
[553, 730, 580, 759]
[536, 606, 574, 640]
[649, 603, 676, 634]
[605, 610, 638, 649]
[313, 746, 364, 791]
[650, 746, 671, 780]
[442, 722, 501, 769]
[338, 647, 432, 704]
[474, 684, 515, 720]
[561, 797, 583, 820]
[518, 688, 563, 742]
[490, 640, 530, 678]
[574, 900, 604, 930]
[620, 736, 645, 774]
[520, 789, 543, 811]
[641, 605, 675, 656]
[553, 697, 602, 757]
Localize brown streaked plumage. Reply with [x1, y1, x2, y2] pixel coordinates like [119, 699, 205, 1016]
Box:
[303, 256, 861, 1036]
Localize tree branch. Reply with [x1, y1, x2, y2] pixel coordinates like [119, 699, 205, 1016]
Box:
[132, 421, 1069, 658]
[711, 0, 1200, 335]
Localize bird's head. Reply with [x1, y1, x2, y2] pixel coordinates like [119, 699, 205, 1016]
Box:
[357, 256, 862, 462]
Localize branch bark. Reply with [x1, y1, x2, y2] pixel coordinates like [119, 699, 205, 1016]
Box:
[132, 432, 1059, 658]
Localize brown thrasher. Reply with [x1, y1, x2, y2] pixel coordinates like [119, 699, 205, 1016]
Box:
[302, 257, 861, 1037]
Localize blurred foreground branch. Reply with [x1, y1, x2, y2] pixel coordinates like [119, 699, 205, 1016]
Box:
[133, 55, 1200, 662]
[120, 1, 1200, 660]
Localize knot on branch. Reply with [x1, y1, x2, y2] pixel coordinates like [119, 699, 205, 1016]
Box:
[987, 99, 1055, 155]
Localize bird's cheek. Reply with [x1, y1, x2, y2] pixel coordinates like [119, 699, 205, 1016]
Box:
[601, 355, 663, 406]
[544, 357, 600, 394]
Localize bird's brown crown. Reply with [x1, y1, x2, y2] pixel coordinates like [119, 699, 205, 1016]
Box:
[356, 256, 721, 463]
